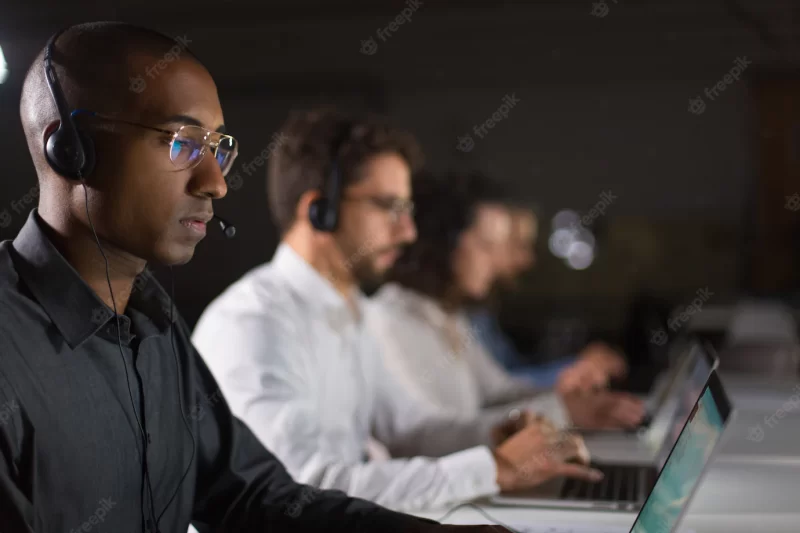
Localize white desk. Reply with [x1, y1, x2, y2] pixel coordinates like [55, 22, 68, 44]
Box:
[412, 505, 800, 533]
[488, 460, 800, 515]
[584, 410, 800, 464]
[719, 372, 800, 413]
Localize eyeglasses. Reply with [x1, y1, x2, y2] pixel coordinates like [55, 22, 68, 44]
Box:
[342, 195, 415, 224]
[71, 109, 239, 176]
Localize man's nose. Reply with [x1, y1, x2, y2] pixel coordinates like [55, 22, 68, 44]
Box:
[395, 211, 417, 243]
[188, 153, 228, 199]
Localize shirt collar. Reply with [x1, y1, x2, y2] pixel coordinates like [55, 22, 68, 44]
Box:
[269, 242, 365, 324]
[11, 209, 177, 350]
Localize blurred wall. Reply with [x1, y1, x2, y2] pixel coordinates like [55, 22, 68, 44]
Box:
[0, 0, 789, 329]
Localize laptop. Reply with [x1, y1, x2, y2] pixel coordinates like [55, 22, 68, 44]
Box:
[490, 341, 720, 511]
[577, 338, 718, 436]
[504, 369, 736, 533]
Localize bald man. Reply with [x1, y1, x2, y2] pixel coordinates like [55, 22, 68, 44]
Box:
[0, 21, 505, 533]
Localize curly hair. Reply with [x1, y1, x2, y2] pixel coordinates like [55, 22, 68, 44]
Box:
[267, 107, 424, 233]
[388, 170, 515, 305]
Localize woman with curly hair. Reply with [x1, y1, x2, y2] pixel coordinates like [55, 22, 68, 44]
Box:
[367, 171, 646, 431]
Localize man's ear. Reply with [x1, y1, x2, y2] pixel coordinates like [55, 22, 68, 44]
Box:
[41, 120, 61, 146]
[296, 189, 322, 225]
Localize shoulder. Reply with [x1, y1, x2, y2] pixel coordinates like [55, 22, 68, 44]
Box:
[199, 262, 303, 322]
[0, 241, 20, 295]
[366, 284, 430, 348]
[367, 283, 415, 320]
[191, 261, 308, 351]
[0, 242, 50, 355]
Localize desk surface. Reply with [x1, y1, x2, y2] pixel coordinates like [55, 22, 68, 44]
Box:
[719, 373, 799, 413]
[412, 505, 800, 533]
[585, 409, 800, 463]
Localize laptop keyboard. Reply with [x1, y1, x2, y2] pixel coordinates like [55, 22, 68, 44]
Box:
[560, 463, 653, 502]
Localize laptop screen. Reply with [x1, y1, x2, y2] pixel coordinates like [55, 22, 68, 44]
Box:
[653, 345, 715, 469]
[631, 384, 726, 533]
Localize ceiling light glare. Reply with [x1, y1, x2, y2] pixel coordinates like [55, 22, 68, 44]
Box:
[0, 46, 8, 84]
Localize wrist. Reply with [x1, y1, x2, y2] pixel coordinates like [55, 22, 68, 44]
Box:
[491, 450, 517, 491]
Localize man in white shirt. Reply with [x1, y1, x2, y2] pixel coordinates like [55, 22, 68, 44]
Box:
[192, 108, 601, 513]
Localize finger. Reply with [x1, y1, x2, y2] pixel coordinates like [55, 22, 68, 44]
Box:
[609, 403, 646, 427]
[521, 410, 540, 428]
[614, 395, 647, 416]
[548, 434, 582, 462]
[568, 433, 591, 464]
[535, 414, 559, 434]
[552, 462, 605, 482]
[577, 372, 608, 395]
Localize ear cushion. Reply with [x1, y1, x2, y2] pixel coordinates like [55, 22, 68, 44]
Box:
[76, 130, 96, 178]
[45, 128, 95, 180]
[309, 197, 336, 232]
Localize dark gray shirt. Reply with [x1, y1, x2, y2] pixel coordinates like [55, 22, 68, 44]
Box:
[0, 209, 436, 533]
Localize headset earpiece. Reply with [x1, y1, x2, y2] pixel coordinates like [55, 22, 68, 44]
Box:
[309, 161, 342, 232]
[308, 122, 351, 233]
[45, 126, 95, 180]
[42, 29, 95, 181]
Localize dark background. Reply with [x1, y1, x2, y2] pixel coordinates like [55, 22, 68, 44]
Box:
[1, 0, 799, 356]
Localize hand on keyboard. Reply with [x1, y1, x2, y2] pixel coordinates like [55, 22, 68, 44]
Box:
[492, 425, 604, 492]
[492, 410, 561, 447]
[561, 390, 646, 430]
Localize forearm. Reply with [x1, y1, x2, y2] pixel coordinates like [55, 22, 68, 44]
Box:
[482, 392, 571, 429]
[192, 415, 444, 532]
[379, 409, 497, 459]
[291, 447, 499, 514]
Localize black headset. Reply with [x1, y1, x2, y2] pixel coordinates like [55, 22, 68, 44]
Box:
[43, 29, 95, 180]
[42, 28, 195, 533]
[308, 122, 353, 232]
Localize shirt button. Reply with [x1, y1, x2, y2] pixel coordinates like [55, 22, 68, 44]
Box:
[147, 433, 152, 444]
[145, 518, 153, 531]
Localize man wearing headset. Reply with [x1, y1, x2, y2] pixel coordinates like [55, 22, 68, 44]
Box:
[0, 21, 512, 533]
[192, 108, 603, 514]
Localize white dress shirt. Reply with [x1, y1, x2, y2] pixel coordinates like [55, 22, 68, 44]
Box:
[191, 244, 501, 512]
[367, 283, 569, 426]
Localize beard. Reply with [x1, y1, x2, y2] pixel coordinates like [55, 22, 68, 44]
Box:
[350, 257, 388, 294]
[333, 234, 399, 292]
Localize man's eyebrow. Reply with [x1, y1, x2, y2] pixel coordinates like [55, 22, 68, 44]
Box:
[160, 114, 226, 133]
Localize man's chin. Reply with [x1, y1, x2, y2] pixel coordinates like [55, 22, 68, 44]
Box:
[352, 263, 389, 293]
[154, 244, 196, 267]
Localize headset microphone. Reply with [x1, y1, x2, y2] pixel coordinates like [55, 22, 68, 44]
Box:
[213, 215, 236, 238]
